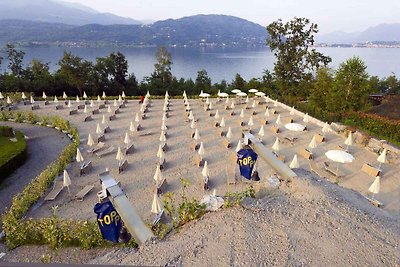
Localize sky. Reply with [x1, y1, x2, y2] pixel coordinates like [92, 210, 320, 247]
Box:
[60, 0, 400, 34]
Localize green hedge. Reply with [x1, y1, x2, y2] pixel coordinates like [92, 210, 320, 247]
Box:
[0, 126, 14, 137]
[0, 131, 28, 181]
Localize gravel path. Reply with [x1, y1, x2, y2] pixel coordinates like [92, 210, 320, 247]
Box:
[0, 122, 71, 225]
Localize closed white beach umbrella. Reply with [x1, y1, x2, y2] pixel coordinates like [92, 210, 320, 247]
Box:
[67, 100, 71, 108]
[6, 96, 11, 104]
[202, 161, 209, 177]
[146, 91, 150, 97]
[245, 96, 249, 103]
[275, 114, 282, 125]
[160, 131, 167, 142]
[97, 95, 101, 102]
[240, 108, 245, 118]
[63, 170, 71, 195]
[102, 115, 107, 124]
[124, 132, 131, 144]
[42, 92, 47, 99]
[113, 99, 118, 107]
[226, 127, 233, 139]
[151, 193, 163, 214]
[129, 121, 135, 132]
[0, 92, 4, 99]
[90, 99, 94, 107]
[96, 123, 102, 135]
[153, 165, 163, 183]
[162, 112, 167, 122]
[87, 133, 94, 146]
[190, 119, 196, 129]
[156, 145, 164, 159]
[188, 111, 194, 121]
[21, 92, 27, 99]
[83, 91, 87, 99]
[183, 91, 187, 98]
[122, 91, 126, 98]
[76, 148, 84, 163]
[308, 136, 318, 152]
[102, 91, 106, 99]
[83, 105, 87, 113]
[303, 113, 310, 123]
[205, 97, 210, 105]
[258, 125, 265, 137]
[368, 176, 381, 197]
[76, 96, 80, 103]
[230, 102, 235, 109]
[165, 91, 169, 98]
[30, 96, 35, 104]
[193, 128, 200, 141]
[235, 139, 243, 152]
[225, 96, 230, 104]
[135, 113, 140, 123]
[274, 99, 278, 107]
[220, 117, 226, 128]
[248, 116, 254, 127]
[208, 102, 213, 110]
[161, 121, 167, 131]
[272, 137, 280, 151]
[290, 106, 295, 115]
[198, 142, 205, 158]
[107, 105, 112, 113]
[322, 122, 331, 135]
[377, 148, 387, 168]
[214, 110, 220, 120]
[116, 147, 124, 161]
[344, 132, 353, 150]
[265, 108, 270, 117]
[63, 92, 68, 99]
[252, 100, 256, 108]
[118, 95, 122, 102]
[289, 154, 300, 169]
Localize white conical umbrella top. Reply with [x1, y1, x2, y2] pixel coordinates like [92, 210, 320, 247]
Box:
[157, 145, 164, 158]
[96, 123, 102, 135]
[208, 102, 213, 110]
[116, 147, 124, 161]
[160, 131, 166, 142]
[76, 148, 84, 163]
[102, 91, 106, 98]
[67, 100, 71, 108]
[303, 113, 310, 123]
[235, 139, 242, 152]
[21, 92, 26, 99]
[226, 127, 233, 139]
[76, 96, 80, 102]
[161, 121, 167, 131]
[151, 193, 163, 214]
[63, 170, 71, 188]
[118, 95, 122, 102]
[220, 117, 226, 128]
[245, 96, 249, 103]
[258, 125, 265, 137]
[87, 133, 94, 146]
[97, 95, 101, 102]
[0, 92, 4, 99]
[153, 165, 163, 182]
[122, 91, 126, 98]
[198, 142, 205, 158]
[275, 114, 282, 125]
[30, 96, 35, 104]
[83, 91, 87, 99]
[124, 132, 131, 144]
[129, 121, 135, 132]
[240, 109, 245, 118]
[265, 108, 270, 117]
[135, 113, 140, 123]
[272, 138, 280, 151]
[322, 122, 331, 133]
[252, 100, 256, 108]
[6, 96, 11, 104]
[308, 136, 317, 149]
[113, 99, 118, 107]
[230, 102, 235, 109]
[290, 106, 295, 115]
[102, 115, 106, 124]
[202, 161, 209, 177]
[289, 154, 299, 169]
[344, 132, 353, 146]
[368, 176, 380, 194]
[107, 106, 112, 113]
[83, 105, 87, 114]
[193, 129, 200, 141]
[90, 100, 94, 107]
[42, 92, 47, 99]
[377, 148, 387, 164]
[248, 116, 254, 126]
[63, 92, 67, 99]
[190, 120, 196, 129]
[214, 110, 220, 120]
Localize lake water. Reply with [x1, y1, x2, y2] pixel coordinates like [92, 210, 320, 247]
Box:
[17, 46, 400, 82]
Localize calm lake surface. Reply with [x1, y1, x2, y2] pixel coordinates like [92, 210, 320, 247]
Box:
[19, 46, 400, 82]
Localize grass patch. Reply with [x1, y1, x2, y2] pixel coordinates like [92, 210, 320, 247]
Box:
[0, 131, 27, 180]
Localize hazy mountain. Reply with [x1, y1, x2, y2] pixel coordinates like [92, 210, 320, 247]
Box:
[0, 0, 141, 26]
[0, 15, 268, 47]
[317, 23, 400, 44]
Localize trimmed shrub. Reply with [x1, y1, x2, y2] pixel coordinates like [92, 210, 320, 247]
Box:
[0, 131, 28, 181]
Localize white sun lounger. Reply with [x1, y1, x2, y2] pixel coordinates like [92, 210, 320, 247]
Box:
[75, 185, 94, 201]
[44, 181, 64, 201]
[95, 146, 116, 158]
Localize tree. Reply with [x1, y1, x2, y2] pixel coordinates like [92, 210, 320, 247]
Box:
[151, 46, 173, 89]
[230, 73, 246, 91]
[195, 69, 211, 93]
[266, 18, 331, 96]
[385, 74, 399, 94]
[57, 51, 93, 96]
[24, 59, 53, 95]
[110, 52, 128, 86]
[328, 57, 371, 112]
[5, 43, 25, 77]
[309, 67, 334, 111]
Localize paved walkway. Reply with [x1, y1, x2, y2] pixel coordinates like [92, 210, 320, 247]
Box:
[0, 122, 70, 228]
